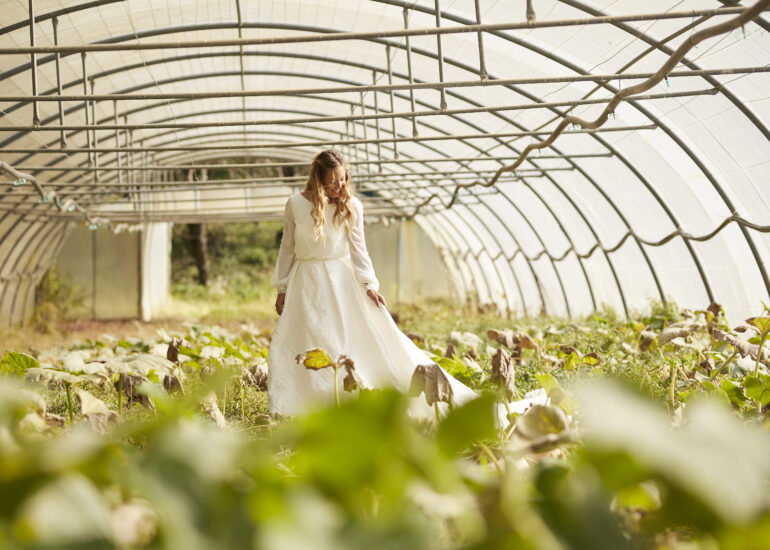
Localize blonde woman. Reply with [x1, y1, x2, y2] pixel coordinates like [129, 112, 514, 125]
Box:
[268, 150, 490, 418]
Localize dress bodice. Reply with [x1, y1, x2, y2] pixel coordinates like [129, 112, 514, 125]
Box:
[271, 193, 380, 292]
[292, 194, 348, 260]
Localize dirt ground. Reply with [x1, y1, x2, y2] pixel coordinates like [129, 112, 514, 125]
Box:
[1, 315, 278, 356]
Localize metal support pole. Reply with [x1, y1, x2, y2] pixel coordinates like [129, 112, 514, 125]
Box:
[402, 7, 418, 137]
[81, 52, 92, 168]
[433, 0, 448, 110]
[90, 78, 99, 182]
[28, 0, 40, 126]
[114, 100, 122, 186]
[51, 16, 66, 147]
[359, 91, 371, 176]
[385, 44, 399, 158]
[474, 0, 488, 80]
[372, 71, 383, 173]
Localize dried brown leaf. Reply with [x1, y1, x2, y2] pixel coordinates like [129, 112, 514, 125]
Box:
[409, 364, 454, 407]
[491, 348, 516, 401]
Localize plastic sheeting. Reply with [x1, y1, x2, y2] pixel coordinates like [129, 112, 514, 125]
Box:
[0, 0, 768, 325]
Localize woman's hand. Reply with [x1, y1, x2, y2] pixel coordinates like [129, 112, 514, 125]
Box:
[275, 292, 286, 315]
[367, 288, 387, 308]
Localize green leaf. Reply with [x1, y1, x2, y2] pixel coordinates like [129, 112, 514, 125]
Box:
[535, 373, 560, 394]
[296, 348, 333, 370]
[581, 352, 602, 366]
[0, 351, 39, 376]
[563, 353, 580, 370]
[437, 393, 497, 456]
[742, 376, 770, 408]
[720, 379, 747, 409]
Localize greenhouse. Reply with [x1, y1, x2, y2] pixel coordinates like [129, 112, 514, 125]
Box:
[1, 1, 770, 548]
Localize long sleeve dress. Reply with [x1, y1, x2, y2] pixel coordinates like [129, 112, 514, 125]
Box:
[267, 193, 543, 420]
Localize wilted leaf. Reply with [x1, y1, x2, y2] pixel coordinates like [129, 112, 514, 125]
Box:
[74, 389, 119, 432]
[747, 317, 770, 335]
[449, 331, 484, 349]
[639, 329, 657, 352]
[61, 352, 87, 373]
[249, 361, 268, 391]
[409, 364, 454, 407]
[105, 354, 176, 377]
[658, 322, 701, 346]
[713, 329, 770, 366]
[515, 404, 571, 440]
[162, 373, 184, 394]
[491, 348, 516, 401]
[511, 404, 575, 455]
[114, 374, 154, 409]
[342, 359, 365, 393]
[200, 346, 225, 360]
[406, 332, 425, 346]
[24, 368, 80, 387]
[295, 348, 334, 370]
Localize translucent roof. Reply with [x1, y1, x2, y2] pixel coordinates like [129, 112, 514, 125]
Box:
[1, 0, 769, 324]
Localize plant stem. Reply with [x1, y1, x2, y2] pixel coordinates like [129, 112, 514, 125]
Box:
[434, 401, 441, 422]
[721, 350, 738, 376]
[65, 382, 74, 424]
[117, 374, 123, 417]
[334, 366, 340, 407]
[240, 381, 245, 420]
[754, 332, 768, 378]
[669, 364, 677, 405]
[223, 385, 228, 416]
[477, 442, 503, 474]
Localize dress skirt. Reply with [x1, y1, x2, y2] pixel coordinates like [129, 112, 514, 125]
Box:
[267, 254, 482, 420]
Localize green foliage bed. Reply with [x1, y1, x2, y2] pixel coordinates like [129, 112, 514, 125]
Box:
[1, 299, 769, 549]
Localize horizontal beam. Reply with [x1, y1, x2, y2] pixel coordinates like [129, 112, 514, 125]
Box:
[0, 6, 753, 54]
[0, 125, 656, 154]
[3, 167, 565, 189]
[0, 89, 721, 131]
[12, 152, 611, 172]
[0, 67, 762, 103]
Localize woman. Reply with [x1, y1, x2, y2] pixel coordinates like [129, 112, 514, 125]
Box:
[268, 150, 528, 420]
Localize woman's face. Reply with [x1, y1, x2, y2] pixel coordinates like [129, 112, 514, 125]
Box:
[323, 165, 347, 200]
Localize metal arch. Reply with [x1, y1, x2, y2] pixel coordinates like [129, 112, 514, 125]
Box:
[6, 220, 68, 324]
[1, 8, 760, 310]
[379, 0, 766, 302]
[0, 88, 699, 320]
[3, 63, 566, 314]
[418, 215, 473, 303]
[453, 201, 529, 314]
[552, 0, 770, 300]
[1, 108, 596, 320]
[0, 27, 689, 313]
[420, 213, 486, 306]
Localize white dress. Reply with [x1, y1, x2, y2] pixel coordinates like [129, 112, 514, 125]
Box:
[268, 193, 543, 422]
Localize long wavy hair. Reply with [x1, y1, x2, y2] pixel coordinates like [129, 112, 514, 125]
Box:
[303, 150, 354, 241]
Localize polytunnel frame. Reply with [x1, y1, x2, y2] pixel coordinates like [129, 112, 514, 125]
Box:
[0, 1, 768, 322]
[0, 46, 695, 316]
